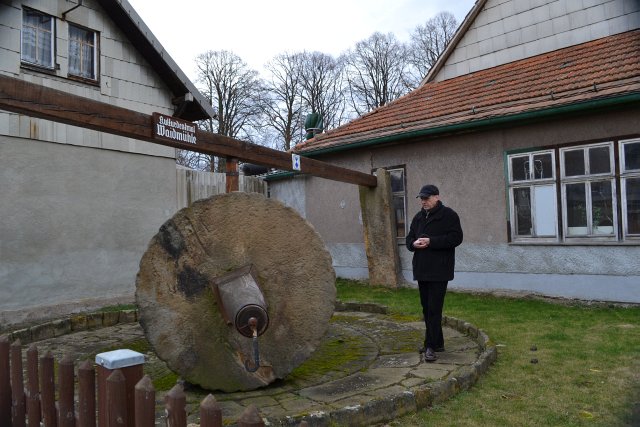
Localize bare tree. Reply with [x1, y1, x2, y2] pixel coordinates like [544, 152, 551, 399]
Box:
[178, 50, 265, 172]
[261, 52, 304, 151]
[407, 11, 459, 87]
[344, 32, 410, 115]
[298, 51, 348, 134]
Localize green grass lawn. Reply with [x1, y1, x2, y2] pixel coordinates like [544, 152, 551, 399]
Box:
[336, 279, 640, 426]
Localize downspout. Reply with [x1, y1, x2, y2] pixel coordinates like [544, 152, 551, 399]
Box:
[62, 0, 83, 20]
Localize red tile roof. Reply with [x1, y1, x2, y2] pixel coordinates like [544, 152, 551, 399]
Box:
[295, 30, 640, 154]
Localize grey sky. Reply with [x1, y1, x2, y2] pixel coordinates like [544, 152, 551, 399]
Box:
[128, 0, 476, 80]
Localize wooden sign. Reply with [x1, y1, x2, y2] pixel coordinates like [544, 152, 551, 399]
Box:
[152, 112, 196, 144]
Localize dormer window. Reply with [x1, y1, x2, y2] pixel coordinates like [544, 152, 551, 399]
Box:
[21, 8, 55, 69]
[68, 24, 97, 80]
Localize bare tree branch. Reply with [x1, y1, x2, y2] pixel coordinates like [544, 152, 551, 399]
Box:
[407, 11, 459, 87]
[344, 32, 410, 115]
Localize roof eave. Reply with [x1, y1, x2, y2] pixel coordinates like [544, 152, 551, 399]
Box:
[97, 0, 215, 121]
[422, 0, 489, 85]
[297, 92, 640, 157]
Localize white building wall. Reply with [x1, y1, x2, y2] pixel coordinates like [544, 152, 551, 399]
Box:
[0, 0, 175, 158]
[434, 0, 640, 82]
[0, 0, 191, 325]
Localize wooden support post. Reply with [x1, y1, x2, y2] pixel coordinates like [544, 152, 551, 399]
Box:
[226, 158, 239, 193]
[26, 344, 41, 427]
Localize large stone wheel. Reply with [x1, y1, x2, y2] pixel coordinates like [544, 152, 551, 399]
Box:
[135, 192, 336, 392]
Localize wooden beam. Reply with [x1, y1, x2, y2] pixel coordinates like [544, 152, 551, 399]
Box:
[0, 74, 377, 187]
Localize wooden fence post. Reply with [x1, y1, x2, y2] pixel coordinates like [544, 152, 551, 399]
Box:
[0, 336, 11, 426]
[40, 351, 57, 427]
[95, 349, 144, 427]
[165, 383, 187, 427]
[58, 354, 75, 427]
[199, 394, 222, 427]
[77, 360, 96, 427]
[237, 404, 264, 427]
[10, 339, 26, 427]
[164, 384, 187, 427]
[26, 344, 41, 427]
[134, 376, 155, 427]
[106, 370, 126, 427]
[225, 158, 239, 193]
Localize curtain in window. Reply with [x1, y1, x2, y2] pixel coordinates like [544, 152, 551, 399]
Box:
[22, 10, 53, 67]
[69, 25, 95, 79]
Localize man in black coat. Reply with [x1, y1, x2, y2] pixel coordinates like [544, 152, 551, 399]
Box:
[406, 184, 463, 362]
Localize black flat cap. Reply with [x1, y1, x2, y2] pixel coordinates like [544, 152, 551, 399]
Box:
[417, 184, 439, 198]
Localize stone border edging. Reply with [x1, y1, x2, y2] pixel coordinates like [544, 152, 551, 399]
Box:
[303, 301, 498, 426]
[4, 302, 497, 426]
[4, 309, 138, 345]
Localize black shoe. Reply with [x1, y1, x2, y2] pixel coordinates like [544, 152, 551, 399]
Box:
[420, 346, 445, 353]
[423, 348, 437, 362]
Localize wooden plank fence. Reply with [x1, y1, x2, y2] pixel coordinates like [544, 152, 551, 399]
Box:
[0, 336, 309, 427]
[176, 167, 267, 209]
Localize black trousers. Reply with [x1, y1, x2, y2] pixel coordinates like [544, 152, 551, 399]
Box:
[418, 280, 448, 350]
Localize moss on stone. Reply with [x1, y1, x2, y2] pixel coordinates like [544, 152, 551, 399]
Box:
[286, 334, 369, 383]
[153, 371, 180, 391]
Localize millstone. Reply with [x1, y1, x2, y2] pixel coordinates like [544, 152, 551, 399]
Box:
[135, 192, 336, 391]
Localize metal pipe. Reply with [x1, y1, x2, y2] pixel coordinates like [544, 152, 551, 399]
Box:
[62, 0, 83, 20]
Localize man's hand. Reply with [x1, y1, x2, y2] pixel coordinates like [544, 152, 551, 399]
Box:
[413, 237, 430, 249]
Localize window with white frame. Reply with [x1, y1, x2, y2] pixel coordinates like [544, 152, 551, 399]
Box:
[560, 142, 616, 239]
[621, 138, 640, 239]
[507, 150, 557, 239]
[68, 24, 97, 80]
[507, 139, 640, 243]
[21, 8, 55, 69]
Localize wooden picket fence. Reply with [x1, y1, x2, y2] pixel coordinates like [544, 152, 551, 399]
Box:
[176, 167, 268, 209]
[0, 336, 308, 427]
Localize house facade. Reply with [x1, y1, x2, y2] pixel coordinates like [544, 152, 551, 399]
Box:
[0, 0, 215, 325]
[269, 0, 640, 302]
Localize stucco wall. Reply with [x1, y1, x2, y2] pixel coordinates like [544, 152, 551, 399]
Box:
[268, 175, 308, 218]
[0, 0, 188, 325]
[270, 108, 640, 302]
[0, 136, 177, 324]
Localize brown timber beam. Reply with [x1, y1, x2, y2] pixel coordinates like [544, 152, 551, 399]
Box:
[0, 74, 377, 188]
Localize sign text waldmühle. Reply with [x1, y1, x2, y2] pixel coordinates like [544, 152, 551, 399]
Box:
[152, 113, 197, 144]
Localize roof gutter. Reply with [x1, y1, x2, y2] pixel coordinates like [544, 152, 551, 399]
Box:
[297, 93, 640, 157]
